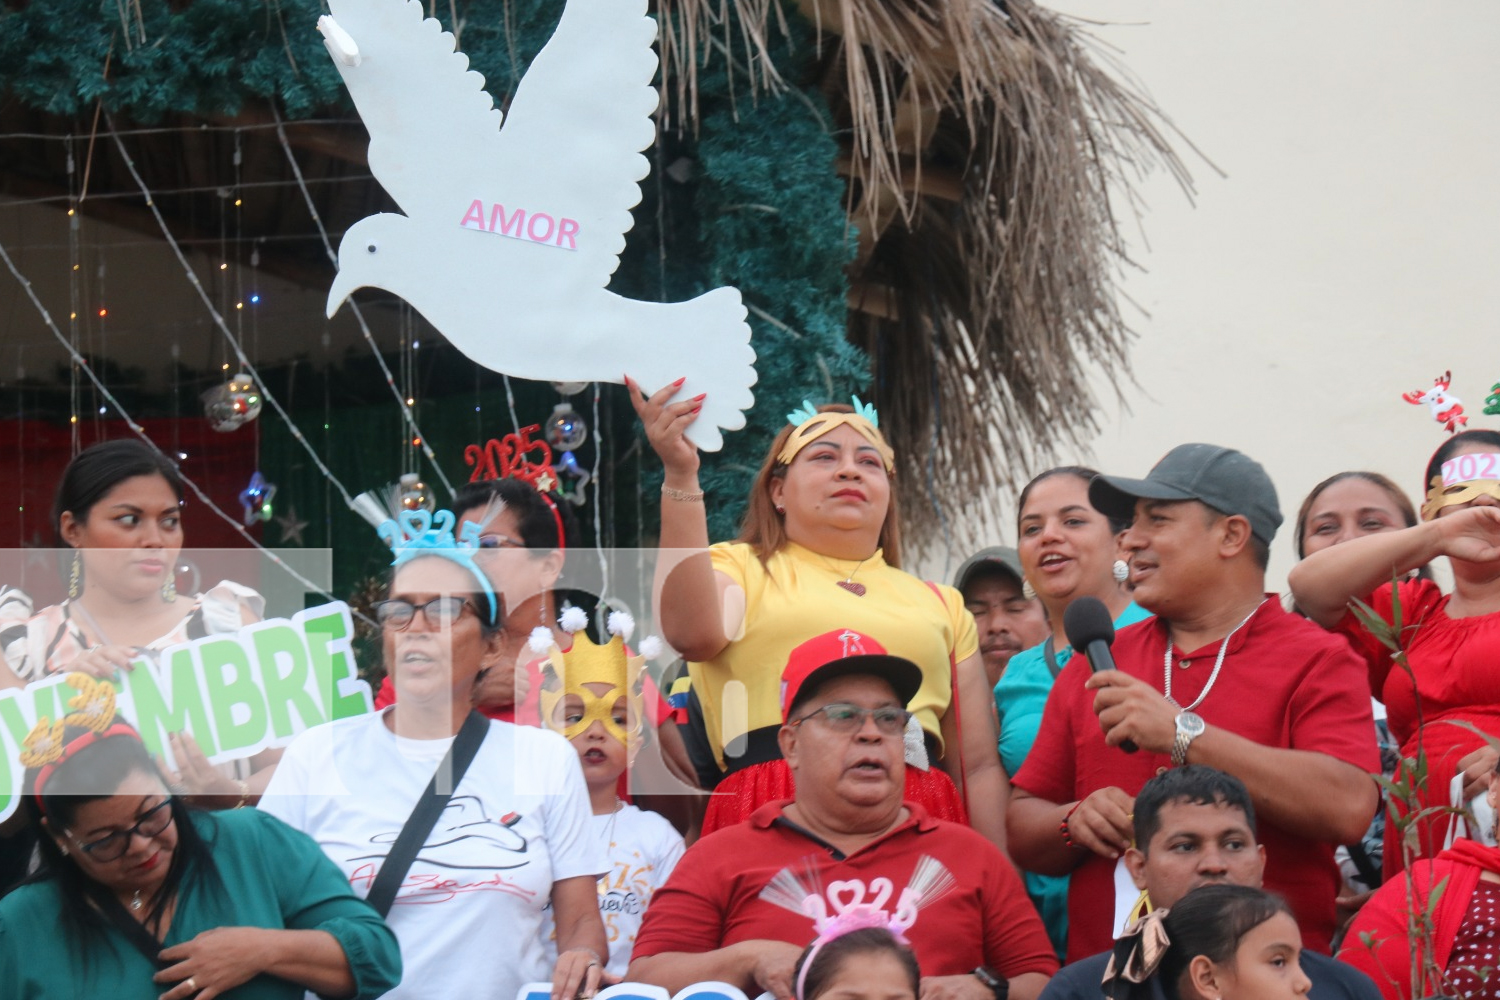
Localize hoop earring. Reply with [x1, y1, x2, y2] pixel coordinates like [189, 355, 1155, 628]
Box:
[1112, 559, 1130, 583]
[68, 550, 82, 600]
[1021, 577, 1036, 601]
[161, 572, 177, 603]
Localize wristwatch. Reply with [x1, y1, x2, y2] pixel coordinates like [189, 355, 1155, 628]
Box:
[972, 966, 1009, 1000]
[1172, 710, 1206, 767]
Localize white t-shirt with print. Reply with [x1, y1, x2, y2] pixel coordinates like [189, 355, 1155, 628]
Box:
[540, 802, 685, 977]
[260, 710, 605, 1000]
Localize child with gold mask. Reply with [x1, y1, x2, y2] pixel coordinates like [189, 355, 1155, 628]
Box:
[533, 611, 686, 978]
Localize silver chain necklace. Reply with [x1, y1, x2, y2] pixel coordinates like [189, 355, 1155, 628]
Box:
[1163, 599, 1267, 711]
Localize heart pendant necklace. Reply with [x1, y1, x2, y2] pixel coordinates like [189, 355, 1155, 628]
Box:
[829, 555, 870, 597]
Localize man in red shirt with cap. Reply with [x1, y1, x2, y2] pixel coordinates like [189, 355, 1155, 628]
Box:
[1008, 443, 1380, 960]
[629, 628, 1056, 1000]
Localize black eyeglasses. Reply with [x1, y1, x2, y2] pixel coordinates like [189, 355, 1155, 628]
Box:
[373, 597, 476, 631]
[71, 798, 174, 862]
[791, 703, 911, 735]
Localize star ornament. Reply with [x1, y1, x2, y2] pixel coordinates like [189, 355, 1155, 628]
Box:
[239, 472, 278, 527]
[275, 506, 310, 546]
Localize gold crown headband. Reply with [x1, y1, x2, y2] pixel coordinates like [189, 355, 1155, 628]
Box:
[532, 609, 660, 743]
[776, 397, 895, 472]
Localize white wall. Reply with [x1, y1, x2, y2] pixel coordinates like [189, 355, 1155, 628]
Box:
[959, 0, 1500, 588]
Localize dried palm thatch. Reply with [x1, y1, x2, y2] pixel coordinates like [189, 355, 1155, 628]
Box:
[657, 0, 1199, 552]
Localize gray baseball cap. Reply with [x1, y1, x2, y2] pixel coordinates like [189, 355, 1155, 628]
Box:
[954, 546, 1027, 595]
[1088, 443, 1283, 545]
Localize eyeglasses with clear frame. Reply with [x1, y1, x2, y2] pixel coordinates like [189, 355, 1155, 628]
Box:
[68, 797, 174, 862]
[372, 596, 477, 631]
[790, 703, 911, 735]
[477, 533, 526, 550]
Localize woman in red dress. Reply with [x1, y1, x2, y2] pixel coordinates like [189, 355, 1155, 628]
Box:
[1290, 429, 1500, 877]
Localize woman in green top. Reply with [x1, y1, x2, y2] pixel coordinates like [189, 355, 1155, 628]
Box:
[0, 691, 401, 1000]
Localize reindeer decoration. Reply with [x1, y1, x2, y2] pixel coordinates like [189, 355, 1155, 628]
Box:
[1403, 370, 1469, 434]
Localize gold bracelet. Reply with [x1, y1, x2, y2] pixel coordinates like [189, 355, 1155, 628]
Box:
[232, 779, 250, 809]
[661, 484, 704, 503]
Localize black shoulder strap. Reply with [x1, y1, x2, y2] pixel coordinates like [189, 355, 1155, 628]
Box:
[91, 885, 169, 967]
[365, 710, 490, 917]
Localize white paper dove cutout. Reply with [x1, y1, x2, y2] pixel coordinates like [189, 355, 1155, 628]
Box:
[320, 0, 757, 451]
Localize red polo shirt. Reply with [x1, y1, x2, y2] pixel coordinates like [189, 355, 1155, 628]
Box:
[1012, 596, 1379, 960]
[631, 799, 1057, 979]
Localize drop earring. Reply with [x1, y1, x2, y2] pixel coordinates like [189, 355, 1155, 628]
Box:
[68, 550, 82, 600]
[161, 571, 177, 603]
[1021, 577, 1036, 601]
[1112, 559, 1130, 583]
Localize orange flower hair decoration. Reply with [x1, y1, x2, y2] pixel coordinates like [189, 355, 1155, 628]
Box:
[63, 673, 117, 734]
[19, 718, 67, 769]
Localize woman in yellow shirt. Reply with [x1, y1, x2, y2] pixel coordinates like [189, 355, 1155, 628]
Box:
[628, 381, 1005, 850]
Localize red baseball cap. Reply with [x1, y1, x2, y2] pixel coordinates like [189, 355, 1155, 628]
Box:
[780, 629, 924, 721]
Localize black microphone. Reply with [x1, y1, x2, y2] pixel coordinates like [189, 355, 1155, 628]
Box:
[1063, 596, 1137, 754]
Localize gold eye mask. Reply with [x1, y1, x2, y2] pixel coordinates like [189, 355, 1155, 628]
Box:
[549, 685, 633, 743]
[1421, 453, 1500, 520]
[537, 631, 643, 744]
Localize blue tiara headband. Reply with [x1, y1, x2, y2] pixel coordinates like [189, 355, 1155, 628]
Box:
[379, 509, 498, 623]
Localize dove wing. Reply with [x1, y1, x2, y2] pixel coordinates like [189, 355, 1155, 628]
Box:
[325, 0, 508, 222]
[486, 0, 660, 286]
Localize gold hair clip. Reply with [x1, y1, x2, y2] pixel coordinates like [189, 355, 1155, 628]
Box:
[62, 673, 117, 735]
[19, 717, 67, 769]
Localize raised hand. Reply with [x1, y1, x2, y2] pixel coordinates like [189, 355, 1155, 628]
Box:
[625, 374, 704, 482]
[1433, 505, 1500, 564]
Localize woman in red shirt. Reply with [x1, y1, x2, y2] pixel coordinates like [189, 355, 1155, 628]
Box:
[1290, 429, 1500, 877]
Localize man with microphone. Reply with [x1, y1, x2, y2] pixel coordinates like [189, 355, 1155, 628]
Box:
[1007, 444, 1379, 960]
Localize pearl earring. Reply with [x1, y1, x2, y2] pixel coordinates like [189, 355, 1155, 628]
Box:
[1113, 559, 1130, 583]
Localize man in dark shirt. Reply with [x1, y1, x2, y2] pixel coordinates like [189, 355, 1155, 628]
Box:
[1039, 766, 1380, 1000]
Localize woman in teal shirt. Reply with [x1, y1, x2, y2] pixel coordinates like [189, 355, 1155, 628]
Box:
[0, 694, 401, 1000]
[994, 467, 1149, 959]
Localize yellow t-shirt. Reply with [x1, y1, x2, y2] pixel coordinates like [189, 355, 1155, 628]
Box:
[689, 541, 979, 771]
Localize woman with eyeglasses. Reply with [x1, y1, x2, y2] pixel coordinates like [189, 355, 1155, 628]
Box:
[0, 695, 401, 999]
[628, 384, 1003, 850]
[259, 512, 607, 1000]
[372, 477, 578, 720]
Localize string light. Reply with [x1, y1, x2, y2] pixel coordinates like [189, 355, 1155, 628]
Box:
[97, 308, 106, 317]
[249, 294, 260, 304]
[269, 106, 453, 499]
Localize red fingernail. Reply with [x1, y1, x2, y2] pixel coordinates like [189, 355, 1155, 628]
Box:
[672, 377, 687, 387]
[691, 393, 707, 402]
[691, 405, 703, 414]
